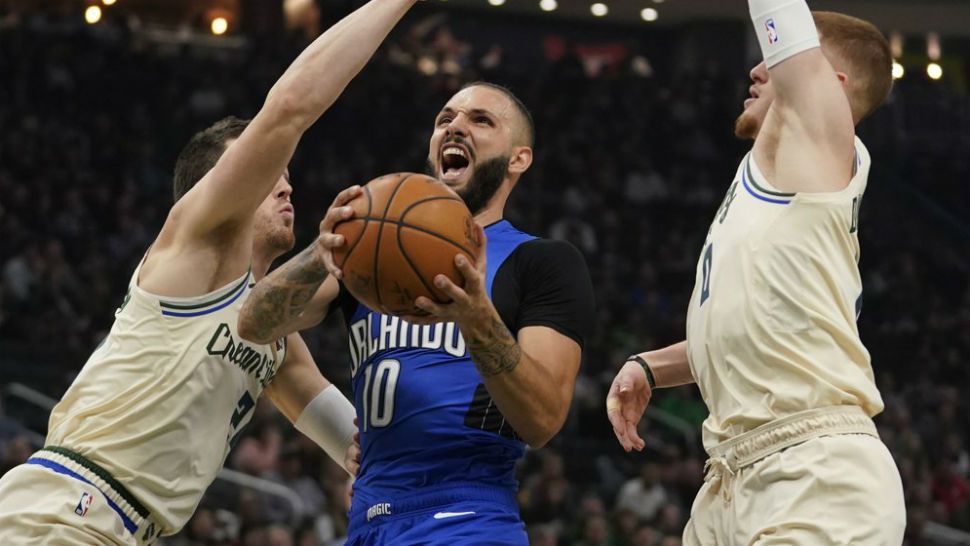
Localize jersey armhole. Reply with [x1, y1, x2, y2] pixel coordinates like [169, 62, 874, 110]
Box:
[791, 138, 870, 204]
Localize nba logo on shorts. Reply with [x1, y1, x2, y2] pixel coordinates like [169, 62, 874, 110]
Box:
[765, 18, 779, 44]
[75, 492, 94, 517]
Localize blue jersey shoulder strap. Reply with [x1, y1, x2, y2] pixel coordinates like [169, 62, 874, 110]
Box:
[484, 220, 537, 298]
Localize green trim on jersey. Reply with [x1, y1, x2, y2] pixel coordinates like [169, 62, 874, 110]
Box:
[159, 271, 250, 311]
[744, 157, 796, 198]
[43, 446, 152, 519]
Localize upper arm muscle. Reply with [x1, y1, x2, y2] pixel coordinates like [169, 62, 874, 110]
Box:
[518, 326, 581, 413]
[171, 110, 302, 240]
[759, 49, 856, 193]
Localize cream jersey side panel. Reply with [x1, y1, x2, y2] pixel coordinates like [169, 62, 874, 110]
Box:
[46, 264, 285, 534]
[686, 138, 884, 452]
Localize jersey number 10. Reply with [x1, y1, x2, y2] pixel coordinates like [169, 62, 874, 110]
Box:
[361, 359, 401, 431]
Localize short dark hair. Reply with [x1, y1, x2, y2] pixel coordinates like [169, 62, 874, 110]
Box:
[461, 81, 535, 147]
[172, 116, 251, 202]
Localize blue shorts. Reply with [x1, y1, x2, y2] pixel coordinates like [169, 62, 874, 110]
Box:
[346, 484, 527, 546]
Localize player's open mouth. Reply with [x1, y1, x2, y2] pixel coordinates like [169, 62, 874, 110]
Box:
[440, 144, 471, 181]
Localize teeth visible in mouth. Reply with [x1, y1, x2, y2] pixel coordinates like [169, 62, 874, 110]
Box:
[443, 147, 467, 158]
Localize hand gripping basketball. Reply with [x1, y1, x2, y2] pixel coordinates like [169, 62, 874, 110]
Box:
[318, 185, 364, 280]
[408, 224, 488, 326]
[330, 173, 482, 317]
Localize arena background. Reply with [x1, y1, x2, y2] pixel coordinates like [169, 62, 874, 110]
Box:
[1, 0, 968, 544]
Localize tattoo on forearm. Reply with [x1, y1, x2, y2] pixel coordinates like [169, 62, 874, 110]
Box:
[245, 244, 328, 341]
[467, 314, 523, 378]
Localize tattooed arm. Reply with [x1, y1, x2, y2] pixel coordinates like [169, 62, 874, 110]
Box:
[412, 231, 590, 449]
[238, 243, 340, 344]
[238, 185, 361, 344]
[462, 308, 581, 449]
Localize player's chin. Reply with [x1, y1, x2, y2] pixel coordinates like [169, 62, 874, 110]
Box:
[733, 112, 760, 141]
[276, 229, 297, 252]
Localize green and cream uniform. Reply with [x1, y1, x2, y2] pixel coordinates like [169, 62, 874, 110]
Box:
[682, 138, 906, 545]
[0, 261, 284, 544]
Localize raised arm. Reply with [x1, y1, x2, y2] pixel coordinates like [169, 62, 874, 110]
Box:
[238, 245, 339, 344]
[749, 0, 855, 192]
[168, 0, 416, 239]
[238, 185, 363, 344]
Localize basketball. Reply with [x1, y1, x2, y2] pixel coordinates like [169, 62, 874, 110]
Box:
[333, 173, 481, 317]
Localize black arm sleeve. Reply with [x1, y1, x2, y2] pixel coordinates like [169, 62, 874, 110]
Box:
[493, 239, 596, 348]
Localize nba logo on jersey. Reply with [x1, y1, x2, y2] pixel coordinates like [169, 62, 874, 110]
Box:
[765, 18, 779, 44]
[75, 492, 93, 516]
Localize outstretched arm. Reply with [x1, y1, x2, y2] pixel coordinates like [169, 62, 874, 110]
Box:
[238, 185, 362, 344]
[266, 334, 359, 475]
[749, 0, 855, 192]
[238, 243, 339, 344]
[168, 0, 416, 239]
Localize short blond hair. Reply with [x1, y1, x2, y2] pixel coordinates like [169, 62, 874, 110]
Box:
[813, 11, 893, 121]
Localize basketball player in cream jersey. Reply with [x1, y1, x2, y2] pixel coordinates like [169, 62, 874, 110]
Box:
[0, 1, 416, 543]
[607, 3, 906, 545]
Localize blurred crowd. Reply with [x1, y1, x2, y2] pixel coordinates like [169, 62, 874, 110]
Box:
[1, 4, 969, 546]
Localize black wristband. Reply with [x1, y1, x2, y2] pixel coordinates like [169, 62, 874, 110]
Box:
[628, 355, 656, 389]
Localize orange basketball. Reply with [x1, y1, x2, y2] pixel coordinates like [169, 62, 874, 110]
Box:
[332, 173, 481, 317]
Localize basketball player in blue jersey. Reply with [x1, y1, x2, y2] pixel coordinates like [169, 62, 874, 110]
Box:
[607, 3, 905, 545]
[239, 82, 596, 545]
[0, 1, 416, 543]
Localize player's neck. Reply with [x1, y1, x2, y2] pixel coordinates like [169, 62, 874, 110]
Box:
[474, 185, 513, 227]
[751, 124, 780, 186]
[250, 248, 276, 282]
[474, 207, 503, 227]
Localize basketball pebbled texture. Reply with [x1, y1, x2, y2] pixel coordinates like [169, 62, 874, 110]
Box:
[332, 173, 481, 317]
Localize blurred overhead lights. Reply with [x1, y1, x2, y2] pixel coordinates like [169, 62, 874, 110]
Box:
[926, 62, 942, 80]
[102, 0, 116, 5]
[927, 32, 941, 61]
[892, 62, 904, 80]
[85, 5, 102, 24]
[631, 55, 653, 77]
[488, 0, 506, 5]
[653, 0, 665, 3]
[890, 31, 903, 58]
[211, 17, 228, 35]
[591, 3, 608, 16]
[641, 7, 659, 22]
[540, 0, 558, 12]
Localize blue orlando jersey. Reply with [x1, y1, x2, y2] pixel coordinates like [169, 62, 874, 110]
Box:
[340, 220, 536, 508]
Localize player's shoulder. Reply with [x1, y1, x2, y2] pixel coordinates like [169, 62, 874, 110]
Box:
[515, 237, 586, 264]
[508, 238, 591, 284]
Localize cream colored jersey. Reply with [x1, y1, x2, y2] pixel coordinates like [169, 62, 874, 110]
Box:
[685, 137, 884, 453]
[45, 260, 285, 535]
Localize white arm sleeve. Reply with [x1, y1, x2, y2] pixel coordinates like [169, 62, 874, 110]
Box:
[750, 0, 821, 68]
[294, 385, 358, 474]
